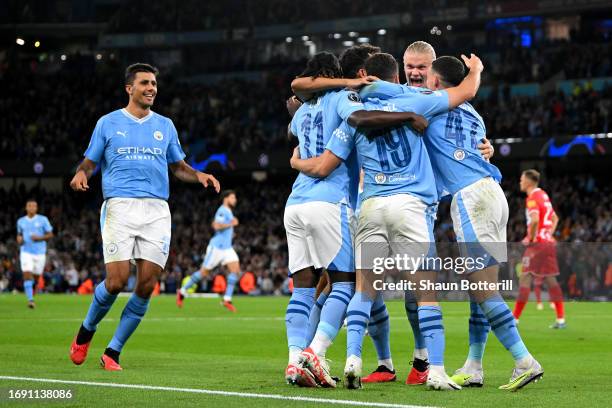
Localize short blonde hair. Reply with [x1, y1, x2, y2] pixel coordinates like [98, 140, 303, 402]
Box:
[403, 41, 436, 59]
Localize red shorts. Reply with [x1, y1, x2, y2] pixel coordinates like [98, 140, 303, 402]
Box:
[522, 242, 559, 277]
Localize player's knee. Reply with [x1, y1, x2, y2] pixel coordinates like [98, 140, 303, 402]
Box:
[105, 277, 127, 294]
[135, 277, 157, 298]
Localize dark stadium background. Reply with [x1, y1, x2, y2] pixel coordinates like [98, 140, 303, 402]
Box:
[0, 0, 610, 298]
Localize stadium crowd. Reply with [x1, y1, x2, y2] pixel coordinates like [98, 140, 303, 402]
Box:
[0, 174, 610, 298]
[0, 60, 610, 161]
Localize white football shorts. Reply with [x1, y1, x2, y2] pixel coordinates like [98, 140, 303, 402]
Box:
[284, 201, 355, 274]
[20, 252, 46, 275]
[201, 245, 239, 270]
[451, 177, 509, 265]
[100, 197, 171, 268]
[355, 193, 436, 270]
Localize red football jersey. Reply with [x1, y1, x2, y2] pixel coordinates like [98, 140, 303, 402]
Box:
[525, 188, 556, 242]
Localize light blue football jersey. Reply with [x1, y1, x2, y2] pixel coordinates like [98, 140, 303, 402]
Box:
[17, 215, 53, 255]
[327, 91, 450, 205]
[425, 103, 502, 198]
[84, 109, 186, 200]
[286, 89, 363, 208]
[210, 205, 234, 249]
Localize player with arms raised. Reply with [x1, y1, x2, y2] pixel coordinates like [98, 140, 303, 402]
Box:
[16, 199, 53, 308]
[514, 169, 566, 328]
[68, 63, 220, 371]
[178, 190, 241, 312]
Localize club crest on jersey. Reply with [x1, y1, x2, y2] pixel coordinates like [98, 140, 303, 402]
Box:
[374, 173, 387, 184]
[453, 149, 466, 161]
[153, 131, 164, 141]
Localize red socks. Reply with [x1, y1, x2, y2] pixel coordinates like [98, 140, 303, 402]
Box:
[513, 286, 531, 319]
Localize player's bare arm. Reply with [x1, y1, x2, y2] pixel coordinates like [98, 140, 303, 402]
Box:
[348, 110, 428, 133]
[290, 147, 342, 178]
[551, 212, 559, 235]
[445, 54, 483, 109]
[31, 231, 54, 242]
[70, 158, 97, 191]
[16, 234, 23, 245]
[169, 160, 221, 193]
[212, 217, 238, 231]
[291, 76, 377, 101]
[528, 212, 539, 242]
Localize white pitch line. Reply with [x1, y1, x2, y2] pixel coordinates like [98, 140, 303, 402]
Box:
[0, 376, 438, 408]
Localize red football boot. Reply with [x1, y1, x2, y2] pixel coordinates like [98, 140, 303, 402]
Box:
[69, 337, 91, 365]
[362, 365, 397, 383]
[406, 367, 428, 385]
[100, 354, 122, 371]
[222, 300, 236, 312]
[176, 290, 184, 308]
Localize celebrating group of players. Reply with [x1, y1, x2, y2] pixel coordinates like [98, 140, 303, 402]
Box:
[281, 40, 558, 392]
[12, 36, 564, 393]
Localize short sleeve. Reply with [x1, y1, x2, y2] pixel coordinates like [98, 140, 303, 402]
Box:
[43, 217, 53, 233]
[214, 208, 226, 223]
[359, 81, 407, 100]
[166, 121, 186, 164]
[335, 90, 364, 121]
[84, 118, 106, 162]
[326, 121, 356, 161]
[17, 220, 22, 235]
[411, 89, 450, 120]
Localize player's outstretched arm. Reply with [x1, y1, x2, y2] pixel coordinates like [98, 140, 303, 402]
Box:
[347, 111, 428, 134]
[169, 160, 220, 193]
[445, 53, 484, 109]
[70, 158, 97, 191]
[290, 147, 342, 178]
[291, 76, 377, 101]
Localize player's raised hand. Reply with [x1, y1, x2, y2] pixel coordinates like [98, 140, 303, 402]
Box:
[290, 146, 301, 169]
[286, 95, 302, 118]
[346, 75, 379, 89]
[197, 172, 221, 193]
[461, 53, 484, 73]
[70, 170, 89, 191]
[408, 113, 428, 134]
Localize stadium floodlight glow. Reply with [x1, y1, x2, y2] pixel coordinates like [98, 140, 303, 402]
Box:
[357, 37, 370, 43]
[333, 33, 342, 39]
[96, 54, 102, 60]
[377, 29, 387, 35]
[348, 31, 358, 37]
[342, 40, 354, 47]
[16, 38, 25, 46]
[285, 37, 293, 43]
[60, 54, 67, 61]
[447, 25, 453, 30]
[34, 41, 41, 48]
[301, 35, 309, 41]
[436, 29, 442, 35]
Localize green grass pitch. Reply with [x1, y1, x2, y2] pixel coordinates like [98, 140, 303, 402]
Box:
[1, 295, 611, 407]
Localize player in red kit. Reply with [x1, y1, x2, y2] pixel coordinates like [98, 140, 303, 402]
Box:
[513, 169, 566, 328]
